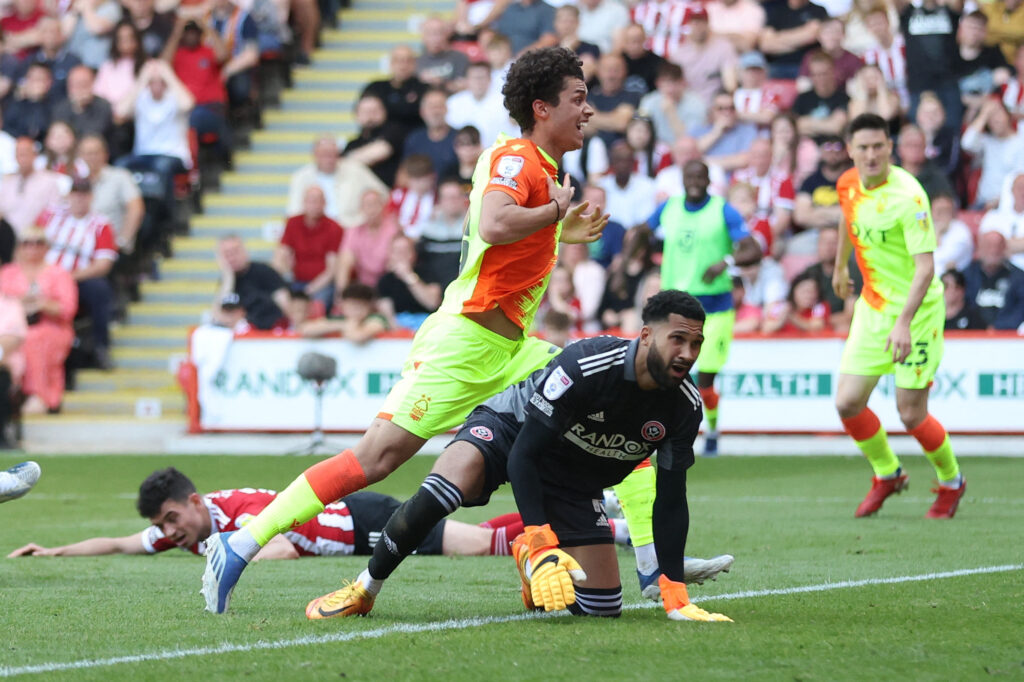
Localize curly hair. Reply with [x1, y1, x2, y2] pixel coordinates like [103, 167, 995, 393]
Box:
[502, 47, 584, 133]
[642, 289, 706, 325]
[136, 467, 197, 518]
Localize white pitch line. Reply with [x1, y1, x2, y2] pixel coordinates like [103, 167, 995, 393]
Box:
[1, 564, 1020, 678]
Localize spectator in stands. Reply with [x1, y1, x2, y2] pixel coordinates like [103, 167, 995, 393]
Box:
[362, 45, 428, 134]
[492, 0, 556, 55]
[215, 234, 289, 331]
[796, 225, 858, 332]
[0, 138, 63, 242]
[62, 0, 123, 70]
[581, 183, 624, 268]
[669, 7, 737, 104]
[390, 154, 436, 239]
[798, 18, 862, 92]
[793, 51, 850, 141]
[708, 0, 766, 54]
[417, 178, 466, 289]
[631, 0, 690, 59]
[0, 292, 26, 442]
[941, 268, 987, 330]
[3, 63, 58, 144]
[0, 0, 45, 60]
[53, 65, 115, 145]
[344, 94, 405, 187]
[272, 291, 311, 334]
[538, 308, 571, 348]
[301, 282, 388, 342]
[208, 291, 251, 333]
[781, 271, 830, 333]
[539, 264, 582, 332]
[37, 178, 118, 369]
[598, 225, 655, 331]
[402, 89, 458, 179]
[733, 51, 781, 128]
[961, 98, 1024, 209]
[164, 15, 231, 164]
[847, 64, 901, 136]
[844, 0, 899, 56]
[335, 188, 401, 291]
[728, 180, 775, 255]
[417, 16, 469, 93]
[577, 0, 628, 54]
[759, 0, 829, 80]
[445, 62, 513, 148]
[95, 22, 147, 157]
[453, 0, 498, 39]
[734, 256, 789, 334]
[979, 0, 1024, 64]
[895, 124, 955, 198]
[376, 234, 442, 332]
[900, 0, 962, 129]
[956, 11, 1010, 123]
[962, 230, 1024, 329]
[553, 5, 599, 82]
[559, 241, 605, 332]
[914, 91, 959, 178]
[695, 90, 759, 172]
[981, 173, 1024, 271]
[123, 0, 174, 58]
[20, 17, 80, 98]
[931, 192, 975, 274]
[588, 52, 641, 148]
[638, 62, 707, 146]
[619, 23, 664, 96]
[624, 116, 670, 179]
[114, 59, 193, 225]
[654, 134, 728, 201]
[274, 186, 343, 311]
[0, 227, 77, 415]
[794, 134, 850, 240]
[78, 134, 144, 257]
[451, 125, 482, 192]
[38, 122, 81, 185]
[207, 0, 261, 114]
[601, 140, 657, 229]
[286, 135, 387, 229]
[861, 4, 909, 111]
[732, 137, 795, 253]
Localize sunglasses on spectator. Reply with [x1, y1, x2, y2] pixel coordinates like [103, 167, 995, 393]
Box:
[714, 104, 735, 111]
[821, 142, 845, 151]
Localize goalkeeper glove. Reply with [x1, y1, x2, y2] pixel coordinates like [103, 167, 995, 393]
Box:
[659, 574, 733, 622]
[513, 524, 587, 612]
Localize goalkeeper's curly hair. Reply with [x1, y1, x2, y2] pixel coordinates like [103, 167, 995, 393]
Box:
[502, 47, 584, 134]
[642, 289, 707, 325]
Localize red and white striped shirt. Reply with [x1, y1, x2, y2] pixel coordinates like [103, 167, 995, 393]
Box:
[631, 0, 703, 58]
[731, 167, 795, 218]
[863, 35, 908, 106]
[388, 187, 435, 240]
[38, 205, 118, 273]
[999, 78, 1024, 119]
[142, 488, 358, 557]
[733, 87, 782, 120]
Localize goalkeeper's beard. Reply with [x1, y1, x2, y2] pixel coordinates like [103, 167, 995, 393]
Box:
[646, 337, 684, 390]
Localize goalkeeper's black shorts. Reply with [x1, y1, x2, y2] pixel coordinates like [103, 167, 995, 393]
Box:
[450, 408, 614, 548]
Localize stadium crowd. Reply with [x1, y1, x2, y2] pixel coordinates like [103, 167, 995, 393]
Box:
[209, 0, 1024, 348]
[5, 0, 1024, 437]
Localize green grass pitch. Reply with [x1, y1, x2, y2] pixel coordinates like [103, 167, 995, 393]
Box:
[1, 453, 1021, 681]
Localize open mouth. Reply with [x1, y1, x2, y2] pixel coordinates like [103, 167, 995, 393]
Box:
[670, 362, 690, 377]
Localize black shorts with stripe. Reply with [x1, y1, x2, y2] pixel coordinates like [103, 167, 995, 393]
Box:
[343, 491, 447, 556]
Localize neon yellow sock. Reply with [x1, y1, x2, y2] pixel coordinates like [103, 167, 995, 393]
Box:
[613, 464, 655, 547]
[924, 434, 960, 482]
[705, 406, 718, 432]
[856, 428, 901, 477]
[245, 474, 324, 547]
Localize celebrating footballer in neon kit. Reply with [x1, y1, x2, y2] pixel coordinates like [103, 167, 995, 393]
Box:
[834, 113, 965, 520]
[200, 47, 609, 615]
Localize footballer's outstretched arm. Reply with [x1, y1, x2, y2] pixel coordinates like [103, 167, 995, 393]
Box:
[7, 531, 149, 557]
[651, 466, 689, 584]
[506, 416, 562, 526]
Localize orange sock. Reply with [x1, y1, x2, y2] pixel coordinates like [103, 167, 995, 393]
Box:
[304, 449, 367, 505]
[908, 415, 946, 452]
[841, 407, 882, 441]
[698, 386, 719, 410]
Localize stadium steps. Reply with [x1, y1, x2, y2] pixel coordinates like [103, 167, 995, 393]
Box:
[28, 0, 441, 431]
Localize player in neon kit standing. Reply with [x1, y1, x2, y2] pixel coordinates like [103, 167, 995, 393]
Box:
[834, 113, 965, 519]
[201, 47, 608, 613]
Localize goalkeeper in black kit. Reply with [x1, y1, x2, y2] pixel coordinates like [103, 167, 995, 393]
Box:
[306, 289, 731, 622]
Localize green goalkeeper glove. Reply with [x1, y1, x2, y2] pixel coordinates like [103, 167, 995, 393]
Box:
[514, 525, 587, 612]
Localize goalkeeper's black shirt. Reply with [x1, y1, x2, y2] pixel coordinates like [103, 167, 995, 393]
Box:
[478, 335, 702, 496]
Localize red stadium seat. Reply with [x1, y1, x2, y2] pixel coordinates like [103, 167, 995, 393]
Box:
[957, 209, 985, 238]
[765, 79, 799, 111]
